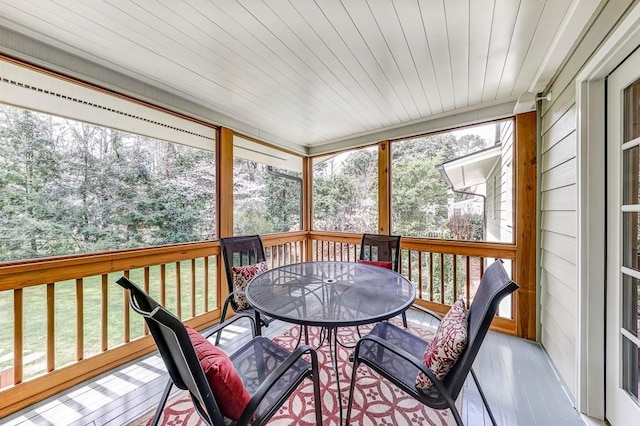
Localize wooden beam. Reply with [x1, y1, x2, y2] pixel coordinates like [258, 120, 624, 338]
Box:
[217, 127, 234, 239]
[378, 141, 391, 234]
[303, 156, 313, 261]
[514, 111, 537, 339]
[217, 127, 234, 311]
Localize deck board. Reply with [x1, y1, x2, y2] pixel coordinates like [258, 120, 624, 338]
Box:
[2, 308, 586, 426]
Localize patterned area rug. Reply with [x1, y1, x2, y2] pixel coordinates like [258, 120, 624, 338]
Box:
[129, 320, 461, 425]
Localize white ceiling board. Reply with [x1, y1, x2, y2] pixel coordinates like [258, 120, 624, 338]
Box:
[367, 1, 431, 117]
[482, 0, 520, 103]
[512, 0, 573, 95]
[0, 0, 602, 154]
[420, 0, 454, 112]
[468, 0, 494, 106]
[445, 0, 470, 109]
[528, 0, 603, 94]
[393, 1, 441, 114]
[496, 0, 545, 99]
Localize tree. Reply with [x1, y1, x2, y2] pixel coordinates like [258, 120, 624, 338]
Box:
[0, 103, 216, 261]
[391, 154, 450, 236]
[0, 106, 68, 260]
[312, 148, 377, 233]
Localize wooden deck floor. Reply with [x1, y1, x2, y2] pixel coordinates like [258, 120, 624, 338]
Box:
[2, 309, 591, 426]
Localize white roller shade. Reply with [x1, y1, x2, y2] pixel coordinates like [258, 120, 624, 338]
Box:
[234, 135, 302, 174]
[0, 59, 215, 151]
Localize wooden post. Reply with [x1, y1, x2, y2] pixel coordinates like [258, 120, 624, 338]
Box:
[378, 141, 391, 235]
[515, 111, 537, 339]
[217, 127, 234, 239]
[217, 127, 234, 310]
[303, 156, 313, 261]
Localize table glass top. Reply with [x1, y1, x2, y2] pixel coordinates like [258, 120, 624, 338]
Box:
[246, 261, 416, 327]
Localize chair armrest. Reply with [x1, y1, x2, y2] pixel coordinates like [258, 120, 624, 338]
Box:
[354, 333, 455, 407]
[201, 314, 257, 340]
[237, 342, 318, 425]
[409, 304, 443, 322]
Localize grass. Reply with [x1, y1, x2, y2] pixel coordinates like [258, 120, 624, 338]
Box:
[0, 258, 218, 381]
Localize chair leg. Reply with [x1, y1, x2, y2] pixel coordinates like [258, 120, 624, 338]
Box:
[254, 311, 262, 336]
[448, 403, 464, 426]
[345, 355, 361, 425]
[215, 302, 230, 345]
[151, 379, 173, 426]
[471, 367, 498, 426]
[309, 350, 323, 425]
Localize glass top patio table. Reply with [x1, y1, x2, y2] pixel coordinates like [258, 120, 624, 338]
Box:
[245, 261, 416, 328]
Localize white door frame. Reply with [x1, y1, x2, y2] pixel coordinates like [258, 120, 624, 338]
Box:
[576, 2, 640, 419]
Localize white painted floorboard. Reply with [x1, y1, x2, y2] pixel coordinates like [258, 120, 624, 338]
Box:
[1, 308, 586, 426]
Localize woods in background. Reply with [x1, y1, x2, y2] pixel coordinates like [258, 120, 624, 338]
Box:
[1, 103, 491, 263]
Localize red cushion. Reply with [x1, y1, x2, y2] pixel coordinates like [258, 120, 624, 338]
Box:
[186, 327, 251, 420]
[357, 259, 393, 269]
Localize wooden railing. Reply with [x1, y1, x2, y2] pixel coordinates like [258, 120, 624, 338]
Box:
[0, 230, 516, 417]
[0, 232, 308, 418]
[309, 231, 517, 334]
[262, 231, 308, 268]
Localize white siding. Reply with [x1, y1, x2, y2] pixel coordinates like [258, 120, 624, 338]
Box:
[539, 0, 636, 400]
[486, 120, 514, 243]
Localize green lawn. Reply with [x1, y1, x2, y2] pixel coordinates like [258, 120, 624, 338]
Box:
[0, 258, 218, 379]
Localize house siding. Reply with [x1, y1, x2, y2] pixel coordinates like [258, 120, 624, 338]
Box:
[539, 0, 637, 400]
[486, 120, 514, 243]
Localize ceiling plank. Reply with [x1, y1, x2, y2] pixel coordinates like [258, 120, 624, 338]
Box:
[444, 0, 470, 109]
[468, 0, 494, 106]
[482, 0, 520, 102]
[419, 0, 455, 112]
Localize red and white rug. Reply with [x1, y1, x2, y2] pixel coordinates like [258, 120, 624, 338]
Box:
[130, 320, 461, 425]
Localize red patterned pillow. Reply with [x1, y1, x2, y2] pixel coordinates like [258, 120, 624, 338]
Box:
[415, 298, 468, 390]
[356, 259, 393, 269]
[186, 327, 251, 420]
[231, 261, 268, 310]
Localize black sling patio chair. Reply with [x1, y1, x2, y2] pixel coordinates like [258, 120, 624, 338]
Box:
[116, 276, 322, 426]
[358, 233, 407, 327]
[217, 235, 271, 344]
[345, 259, 519, 426]
[359, 233, 402, 272]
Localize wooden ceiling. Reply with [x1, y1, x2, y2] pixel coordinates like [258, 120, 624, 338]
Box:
[0, 0, 599, 154]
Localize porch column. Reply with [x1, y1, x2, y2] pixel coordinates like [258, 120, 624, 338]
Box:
[378, 140, 391, 234]
[515, 111, 537, 339]
[217, 126, 234, 309]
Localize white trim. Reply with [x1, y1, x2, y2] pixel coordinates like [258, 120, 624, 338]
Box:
[620, 205, 640, 212]
[576, 76, 606, 419]
[621, 136, 640, 151]
[576, 2, 640, 419]
[620, 328, 640, 347]
[528, 0, 602, 93]
[307, 99, 516, 156]
[621, 266, 640, 280]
